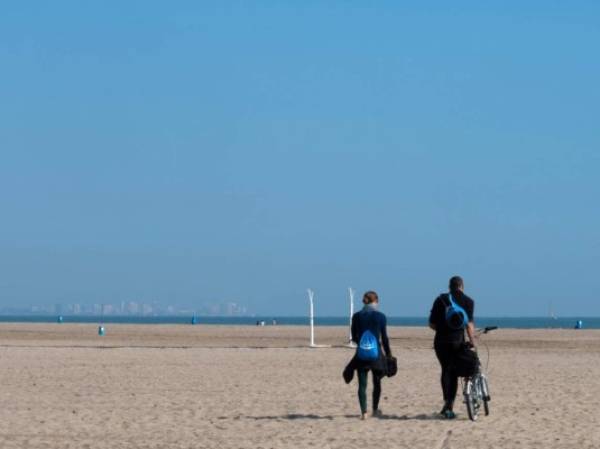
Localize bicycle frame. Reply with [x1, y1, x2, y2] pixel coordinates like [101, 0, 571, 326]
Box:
[463, 326, 496, 421]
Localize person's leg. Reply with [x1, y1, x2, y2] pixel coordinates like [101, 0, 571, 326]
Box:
[435, 343, 455, 415]
[372, 372, 382, 414]
[357, 369, 368, 417]
[435, 345, 450, 402]
[441, 365, 456, 409]
[445, 343, 462, 409]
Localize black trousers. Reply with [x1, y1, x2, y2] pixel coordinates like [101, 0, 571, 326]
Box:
[357, 368, 382, 414]
[434, 340, 463, 408]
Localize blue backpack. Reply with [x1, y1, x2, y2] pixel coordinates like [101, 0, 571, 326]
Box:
[357, 330, 379, 361]
[444, 293, 468, 330]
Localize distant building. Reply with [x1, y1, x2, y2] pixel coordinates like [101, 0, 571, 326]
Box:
[199, 301, 249, 317]
[102, 304, 113, 315]
[127, 302, 140, 315]
[225, 302, 247, 316]
[142, 303, 153, 316]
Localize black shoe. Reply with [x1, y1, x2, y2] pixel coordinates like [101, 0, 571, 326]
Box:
[442, 410, 456, 419]
[439, 401, 454, 415]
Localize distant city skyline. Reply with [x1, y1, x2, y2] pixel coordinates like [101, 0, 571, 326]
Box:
[0, 300, 249, 317]
[0, 295, 592, 319]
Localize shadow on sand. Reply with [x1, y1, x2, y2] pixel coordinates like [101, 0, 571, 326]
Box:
[218, 412, 444, 421]
[376, 413, 443, 421]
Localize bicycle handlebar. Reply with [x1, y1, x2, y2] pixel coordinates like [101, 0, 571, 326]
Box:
[477, 327, 498, 373]
[475, 326, 498, 336]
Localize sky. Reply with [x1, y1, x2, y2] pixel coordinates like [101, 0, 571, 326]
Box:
[1, 2, 599, 316]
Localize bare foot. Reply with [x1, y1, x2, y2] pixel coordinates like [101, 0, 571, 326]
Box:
[360, 413, 368, 420]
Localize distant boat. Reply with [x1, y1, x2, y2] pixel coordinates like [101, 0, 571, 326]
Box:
[549, 302, 558, 321]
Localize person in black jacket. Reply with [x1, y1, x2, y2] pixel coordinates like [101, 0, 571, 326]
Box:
[351, 291, 391, 420]
[429, 276, 476, 419]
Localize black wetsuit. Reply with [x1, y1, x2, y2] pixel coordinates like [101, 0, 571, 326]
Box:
[429, 292, 475, 409]
[351, 305, 391, 414]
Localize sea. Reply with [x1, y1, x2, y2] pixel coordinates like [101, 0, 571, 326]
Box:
[0, 315, 597, 329]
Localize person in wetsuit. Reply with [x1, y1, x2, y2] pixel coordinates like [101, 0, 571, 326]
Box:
[429, 276, 476, 419]
[351, 291, 392, 420]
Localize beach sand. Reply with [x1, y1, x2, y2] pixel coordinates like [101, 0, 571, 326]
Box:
[0, 323, 599, 448]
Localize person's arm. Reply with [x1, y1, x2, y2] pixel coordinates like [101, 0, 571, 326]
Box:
[466, 321, 475, 346]
[381, 315, 391, 357]
[428, 297, 439, 330]
[466, 300, 475, 346]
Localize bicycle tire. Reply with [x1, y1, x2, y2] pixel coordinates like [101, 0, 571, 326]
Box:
[464, 380, 478, 421]
[481, 376, 491, 416]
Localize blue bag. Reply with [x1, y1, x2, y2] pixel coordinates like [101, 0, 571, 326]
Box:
[357, 330, 379, 361]
[445, 293, 468, 330]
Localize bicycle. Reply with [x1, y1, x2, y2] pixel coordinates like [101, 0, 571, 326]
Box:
[462, 326, 497, 422]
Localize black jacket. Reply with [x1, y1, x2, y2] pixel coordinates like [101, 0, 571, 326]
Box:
[351, 305, 391, 356]
[343, 305, 392, 382]
[429, 291, 475, 344]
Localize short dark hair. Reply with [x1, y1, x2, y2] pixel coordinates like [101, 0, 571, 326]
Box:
[449, 276, 464, 292]
[363, 291, 379, 304]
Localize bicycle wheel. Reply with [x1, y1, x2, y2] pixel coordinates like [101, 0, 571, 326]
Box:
[480, 376, 491, 416]
[464, 380, 478, 421]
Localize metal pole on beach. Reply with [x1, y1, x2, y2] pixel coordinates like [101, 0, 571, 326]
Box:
[307, 289, 315, 347]
[348, 287, 356, 347]
[306, 289, 331, 348]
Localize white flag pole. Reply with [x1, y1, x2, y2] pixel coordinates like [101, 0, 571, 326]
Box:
[348, 287, 356, 347]
[306, 289, 331, 348]
[307, 289, 315, 347]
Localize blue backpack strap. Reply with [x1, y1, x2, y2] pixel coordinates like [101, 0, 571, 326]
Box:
[448, 293, 456, 306]
[441, 293, 453, 308]
[445, 292, 468, 329]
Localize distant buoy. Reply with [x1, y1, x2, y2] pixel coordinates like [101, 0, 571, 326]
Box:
[98, 326, 105, 336]
[57, 315, 64, 323]
[191, 316, 198, 325]
[575, 320, 583, 329]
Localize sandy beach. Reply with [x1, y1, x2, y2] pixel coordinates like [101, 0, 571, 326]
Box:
[0, 323, 599, 449]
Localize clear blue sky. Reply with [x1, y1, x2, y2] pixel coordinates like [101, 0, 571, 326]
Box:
[1, 2, 599, 316]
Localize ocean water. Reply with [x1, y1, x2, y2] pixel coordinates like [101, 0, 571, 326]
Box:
[0, 315, 597, 329]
